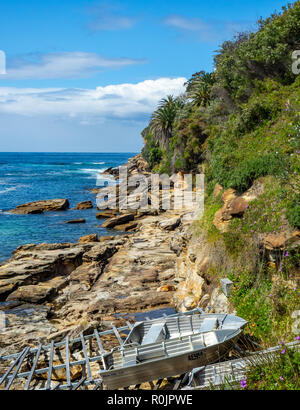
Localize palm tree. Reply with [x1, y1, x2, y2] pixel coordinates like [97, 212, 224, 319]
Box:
[150, 95, 184, 150]
[187, 72, 215, 107]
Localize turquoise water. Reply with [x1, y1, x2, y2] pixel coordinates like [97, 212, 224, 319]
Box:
[0, 152, 135, 264]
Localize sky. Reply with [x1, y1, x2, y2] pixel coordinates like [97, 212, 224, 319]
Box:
[0, 0, 292, 152]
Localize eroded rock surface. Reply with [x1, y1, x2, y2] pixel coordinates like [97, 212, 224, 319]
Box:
[9, 199, 69, 214]
[0, 211, 183, 359]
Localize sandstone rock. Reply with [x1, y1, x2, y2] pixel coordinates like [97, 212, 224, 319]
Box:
[0, 208, 181, 365]
[159, 217, 181, 231]
[113, 221, 138, 231]
[101, 213, 135, 229]
[9, 199, 69, 214]
[6, 276, 68, 303]
[99, 236, 115, 242]
[102, 166, 119, 177]
[69, 262, 102, 288]
[241, 179, 265, 203]
[221, 188, 237, 203]
[199, 294, 210, 308]
[82, 243, 117, 263]
[157, 284, 176, 292]
[35, 360, 82, 381]
[78, 234, 98, 243]
[223, 197, 248, 218]
[64, 219, 86, 224]
[263, 230, 300, 250]
[182, 296, 197, 311]
[213, 197, 248, 232]
[75, 201, 93, 210]
[213, 183, 223, 198]
[209, 288, 231, 314]
[96, 210, 117, 219]
[213, 208, 230, 233]
[0, 304, 56, 357]
[0, 243, 87, 300]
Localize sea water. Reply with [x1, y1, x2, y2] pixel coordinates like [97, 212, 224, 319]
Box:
[0, 152, 135, 263]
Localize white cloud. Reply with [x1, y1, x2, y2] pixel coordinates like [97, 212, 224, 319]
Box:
[164, 15, 253, 43]
[3, 52, 145, 80]
[0, 77, 187, 120]
[86, 2, 137, 31]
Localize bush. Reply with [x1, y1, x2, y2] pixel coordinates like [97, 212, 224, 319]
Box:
[286, 198, 300, 228]
[141, 132, 162, 169]
[235, 98, 280, 133]
[212, 153, 285, 192]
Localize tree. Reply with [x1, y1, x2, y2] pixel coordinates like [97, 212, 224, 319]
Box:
[187, 72, 215, 107]
[150, 95, 184, 150]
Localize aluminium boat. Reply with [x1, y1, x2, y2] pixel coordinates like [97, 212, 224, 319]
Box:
[99, 311, 247, 389]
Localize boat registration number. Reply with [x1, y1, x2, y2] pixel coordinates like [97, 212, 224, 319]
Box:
[188, 352, 203, 361]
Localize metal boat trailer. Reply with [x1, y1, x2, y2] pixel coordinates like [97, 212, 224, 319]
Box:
[0, 308, 207, 390]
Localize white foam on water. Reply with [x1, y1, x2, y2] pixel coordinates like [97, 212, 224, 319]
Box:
[0, 184, 29, 194]
[80, 168, 106, 177]
[0, 186, 18, 194]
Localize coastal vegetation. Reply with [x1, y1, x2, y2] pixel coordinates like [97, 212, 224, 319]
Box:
[142, 1, 300, 356]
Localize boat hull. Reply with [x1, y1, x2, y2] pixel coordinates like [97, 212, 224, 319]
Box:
[100, 333, 241, 389]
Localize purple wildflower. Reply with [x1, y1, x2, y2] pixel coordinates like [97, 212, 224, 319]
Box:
[240, 378, 247, 389]
[281, 348, 286, 355]
[295, 336, 300, 341]
[279, 376, 284, 381]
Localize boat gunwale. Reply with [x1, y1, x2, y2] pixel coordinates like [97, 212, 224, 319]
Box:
[100, 328, 243, 373]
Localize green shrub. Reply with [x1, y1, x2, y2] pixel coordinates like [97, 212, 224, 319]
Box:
[141, 132, 162, 169]
[286, 198, 300, 228]
[212, 153, 285, 192]
[236, 98, 281, 133]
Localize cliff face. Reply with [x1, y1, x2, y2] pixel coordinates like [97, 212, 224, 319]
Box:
[140, 3, 300, 346]
[171, 180, 299, 347]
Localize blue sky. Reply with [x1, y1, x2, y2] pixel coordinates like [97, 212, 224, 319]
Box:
[0, 0, 291, 152]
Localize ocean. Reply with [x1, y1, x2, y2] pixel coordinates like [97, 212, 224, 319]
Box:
[0, 152, 135, 264]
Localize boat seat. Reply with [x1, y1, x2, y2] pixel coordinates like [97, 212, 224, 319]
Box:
[137, 347, 165, 361]
[141, 323, 166, 346]
[122, 352, 137, 367]
[199, 318, 218, 333]
[123, 357, 137, 367]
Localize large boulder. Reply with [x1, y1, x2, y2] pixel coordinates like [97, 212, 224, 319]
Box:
[9, 199, 69, 214]
[262, 230, 300, 250]
[64, 219, 86, 224]
[78, 234, 98, 243]
[6, 276, 68, 304]
[101, 213, 135, 229]
[0, 243, 88, 300]
[75, 201, 93, 210]
[113, 221, 138, 231]
[213, 197, 248, 232]
[96, 210, 117, 219]
[159, 217, 181, 231]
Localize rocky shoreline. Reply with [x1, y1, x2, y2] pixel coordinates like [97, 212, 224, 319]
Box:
[0, 154, 191, 361]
